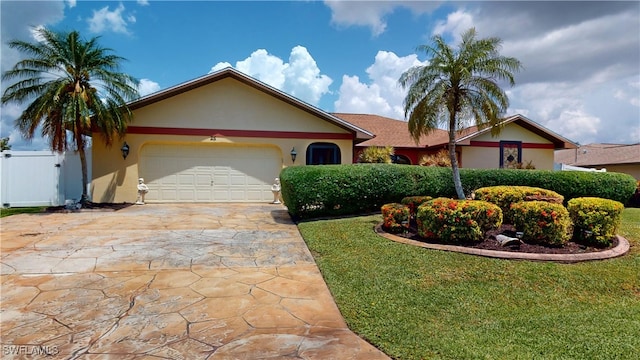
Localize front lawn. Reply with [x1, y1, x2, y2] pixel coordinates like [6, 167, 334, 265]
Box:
[0, 206, 46, 218]
[298, 208, 640, 360]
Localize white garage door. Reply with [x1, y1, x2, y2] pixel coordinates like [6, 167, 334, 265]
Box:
[140, 144, 281, 202]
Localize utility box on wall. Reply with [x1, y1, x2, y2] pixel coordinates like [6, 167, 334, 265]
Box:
[0, 150, 91, 208]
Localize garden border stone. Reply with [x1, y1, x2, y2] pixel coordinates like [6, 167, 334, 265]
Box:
[374, 224, 629, 263]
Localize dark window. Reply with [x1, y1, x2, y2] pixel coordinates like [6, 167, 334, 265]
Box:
[306, 143, 341, 165]
[392, 154, 411, 165]
[499, 141, 522, 168]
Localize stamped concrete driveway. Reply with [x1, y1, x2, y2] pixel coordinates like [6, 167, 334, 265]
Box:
[1, 204, 389, 359]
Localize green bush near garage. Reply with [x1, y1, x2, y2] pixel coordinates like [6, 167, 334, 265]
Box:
[279, 164, 637, 219]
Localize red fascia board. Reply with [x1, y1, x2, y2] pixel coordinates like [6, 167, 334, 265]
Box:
[124, 126, 354, 140]
[469, 141, 555, 149]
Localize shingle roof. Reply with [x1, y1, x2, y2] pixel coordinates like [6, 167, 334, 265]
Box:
[331, 113, 443, 148]
[554, 143, 640, 166]
[333, 113, 577, 150]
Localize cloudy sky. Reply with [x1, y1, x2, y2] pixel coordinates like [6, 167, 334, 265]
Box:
[1, 1, 639, 150]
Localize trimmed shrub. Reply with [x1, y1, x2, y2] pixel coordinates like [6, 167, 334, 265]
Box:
[381, 203, 410, 233]
[459, 169, 635, 205]
[511, 201, 572, 246]
[401, 196, 433, 218]
[279, 164, 636, 219]
[280, 164, 452, 219]
[474, 186, 563, 223]
[416, 198, 502, 244]
[567, 197, 624, 247]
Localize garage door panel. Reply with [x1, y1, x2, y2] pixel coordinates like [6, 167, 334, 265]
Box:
[140, 144, 281, 203]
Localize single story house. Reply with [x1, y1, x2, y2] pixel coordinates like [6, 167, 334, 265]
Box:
[336, 113, 577, 169]
[91, 68, 577, 203]
[555, 143, 640, 179]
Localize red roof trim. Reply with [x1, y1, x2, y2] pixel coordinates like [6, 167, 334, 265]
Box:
[125, 126, 354, 140]
[470, 141, 555, 149]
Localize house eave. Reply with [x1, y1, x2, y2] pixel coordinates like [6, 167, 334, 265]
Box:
[127, 67, 374, 140]
[454, 114, 579, 150]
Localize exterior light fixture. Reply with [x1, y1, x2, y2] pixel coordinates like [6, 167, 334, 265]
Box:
[290, 147, 297, 163]
[121, 142, 130, 159]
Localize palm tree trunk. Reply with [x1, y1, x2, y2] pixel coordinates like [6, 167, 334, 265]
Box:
[75, 104, 89, 204]
[78, 144, 89, 203]
[449, 112, 465, 199]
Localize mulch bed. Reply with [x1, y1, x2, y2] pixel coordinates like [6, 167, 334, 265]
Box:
[46, 202, 133, 213]
[394, 223, 617, 255]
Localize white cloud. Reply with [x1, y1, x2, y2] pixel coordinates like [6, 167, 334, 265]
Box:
[235, 49, 287, 89]
[553, 110, 601, 144]
[432, 9, 475, 41]
[66, 0, 76, 8]
[334, 51, 427, 119]
[137, 0, 149, 6]
[324, 0, 439, 36]
[210, 46, 332, 106]
[614, 78, 640, 108]
[282, 46, 333, 105]
[87, 3, 133, 34]
[138, 79, 161, 97]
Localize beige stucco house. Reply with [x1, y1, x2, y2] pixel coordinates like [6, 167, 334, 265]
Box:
[91, 68, 372, 203]
[91, 68, 577, 204]
[337, 113, 577, 169]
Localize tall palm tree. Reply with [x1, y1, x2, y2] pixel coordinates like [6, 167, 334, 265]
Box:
[400, 28, 522, 199]
[2, 27, 139, 202]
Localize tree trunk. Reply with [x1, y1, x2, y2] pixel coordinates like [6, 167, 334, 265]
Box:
[75, 103, 89, 204]
[449, 112, 465, 199]
[78, 142, 89, 204]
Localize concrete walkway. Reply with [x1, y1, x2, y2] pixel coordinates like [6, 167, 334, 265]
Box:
[1, 204, 389, 359]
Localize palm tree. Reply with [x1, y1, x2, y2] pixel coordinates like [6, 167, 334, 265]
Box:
[399, 28, 522, 199]
[1, 27, 139, 202]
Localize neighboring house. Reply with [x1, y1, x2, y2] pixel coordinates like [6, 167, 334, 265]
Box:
[555, 143, 640, 179]
[91, 68, 373, 203]
[91, 68, 577, 204]
[335, 113, 577, 169]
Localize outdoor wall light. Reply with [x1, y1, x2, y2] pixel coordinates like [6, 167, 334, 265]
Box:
[121, 142, 130, 159]
[290, 147, 297, 163]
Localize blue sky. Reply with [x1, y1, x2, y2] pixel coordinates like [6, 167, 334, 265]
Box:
[1, 1, 639, 151]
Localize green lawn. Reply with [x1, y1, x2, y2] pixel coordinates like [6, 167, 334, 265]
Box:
[298, 208, 640, 360]
[0, 206, 47, 218]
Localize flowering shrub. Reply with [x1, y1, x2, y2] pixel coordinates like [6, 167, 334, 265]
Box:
[416, 198, 502, 244]
[401, 196, 433, 218]
[475, 186, 563, 224]
[567, 197, 624, 247]
[511, 201, 572, 246]
[381, 203, 410, 233]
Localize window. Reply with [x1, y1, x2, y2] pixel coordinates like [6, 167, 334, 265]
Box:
[392, 154, 411, 165]
[500, 141, 522, 168]
[306, 143, 341, 165]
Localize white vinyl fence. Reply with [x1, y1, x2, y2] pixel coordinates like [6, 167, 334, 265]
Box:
[0, 150, 91, 207]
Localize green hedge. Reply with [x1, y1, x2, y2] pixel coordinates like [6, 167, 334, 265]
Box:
[280, 164, 637, 219]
